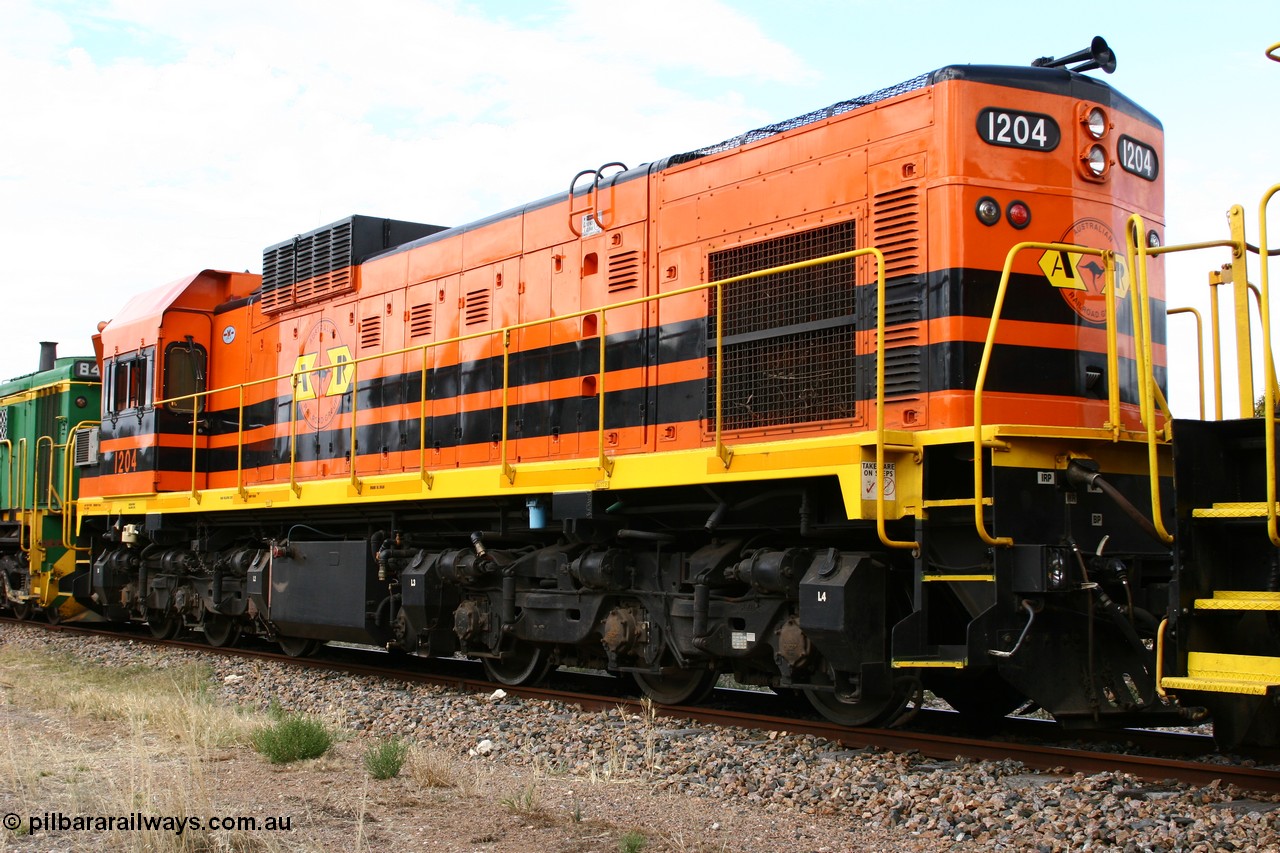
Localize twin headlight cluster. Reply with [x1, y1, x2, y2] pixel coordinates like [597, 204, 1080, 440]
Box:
[1083, 106, 1110, 179]
[974, 104, 1161, 250]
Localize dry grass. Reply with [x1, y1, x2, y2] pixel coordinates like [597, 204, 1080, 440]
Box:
[0, 645, 283, 852]
[0, 646, 253, 748]
[407, 745, 459, 790]
[0, 633, 855, 853]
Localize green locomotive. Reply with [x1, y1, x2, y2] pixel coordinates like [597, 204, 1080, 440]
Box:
[0, 343, 101, 622]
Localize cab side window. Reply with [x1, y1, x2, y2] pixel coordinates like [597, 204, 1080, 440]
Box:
[106, 351, 153, 414]
[164, 343, 207, 413]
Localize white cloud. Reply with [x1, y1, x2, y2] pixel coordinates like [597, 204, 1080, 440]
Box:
[0, 0, 811, 371]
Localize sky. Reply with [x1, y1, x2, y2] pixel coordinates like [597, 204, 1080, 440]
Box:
[2, 0, 1277, 418]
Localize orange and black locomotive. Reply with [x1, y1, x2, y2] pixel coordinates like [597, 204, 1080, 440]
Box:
[5, 37, 1278, 749]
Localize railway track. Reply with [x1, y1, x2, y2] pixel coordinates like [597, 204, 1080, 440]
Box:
[5, 616, 1279, 795]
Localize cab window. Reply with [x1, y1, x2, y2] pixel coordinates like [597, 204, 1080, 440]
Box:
[164, 342, 207, 413]
[106, 351, 153, 414]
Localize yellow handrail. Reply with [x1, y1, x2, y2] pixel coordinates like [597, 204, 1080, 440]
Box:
[500, 329, 514, 484]
[1126, 217, 1253, 545]
[870, 247, 917, 552]
[36, 435, 59, 510]
[61, 422, 99, 551]
[16, 438, 27, 554]
[1257, 184, 1279, 546]
[1245, 282, 1280, 410]
[973, 241, 1112, 548]
[349, 357, 362, 494]
[149, 245, 885, 512]
[0, 438, 11, 511]
[1124, 215, 1171, 544]
[1166, 307, 1205, 419]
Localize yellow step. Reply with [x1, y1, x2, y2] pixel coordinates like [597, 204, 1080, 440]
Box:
[1193, 590, 1280, 611]
[1161, 651, 1280, 697]
[892, 659, 967, 669]
[1191, 501, 1278, 519]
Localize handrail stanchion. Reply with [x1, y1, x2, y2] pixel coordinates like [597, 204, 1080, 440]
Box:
[1125, 214, 1174, 544]
[0, 439, 10, 510]
[871, 248, 915, 552]
[289, 374, 301, 496]
[236, 386, 248, 501]
[17, 439, 27, 554]
[1258, 185, 1280, 546]
[419, 345, 433, 489]
[36, 436, 56, 509]
[349, 360, 362, 494]
[1209, 270, 1226, 420]
[60, 423, 98, 551]
[714, 280, 732, 470]
[189, 394, 201, 503]
[1167, 307, 1206, 419]
[1227, 207, 1255, 417]
[597, 309, 614, 476]
[500, 330, 515, 484]
[1104, 247, 1121, 437]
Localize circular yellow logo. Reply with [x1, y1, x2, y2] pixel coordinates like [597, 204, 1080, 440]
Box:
[293, 319, 354, 430]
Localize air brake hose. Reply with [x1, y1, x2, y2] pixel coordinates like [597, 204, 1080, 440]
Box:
[1065, 461, 1165, 545]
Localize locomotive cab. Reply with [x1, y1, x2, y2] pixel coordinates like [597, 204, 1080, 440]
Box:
[87, 270, 258, 498]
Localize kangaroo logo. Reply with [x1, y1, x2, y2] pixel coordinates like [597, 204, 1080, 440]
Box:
[1041, 218, 1130, 325]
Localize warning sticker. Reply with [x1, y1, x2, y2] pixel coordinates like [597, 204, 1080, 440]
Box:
[861, 461, 896, 500]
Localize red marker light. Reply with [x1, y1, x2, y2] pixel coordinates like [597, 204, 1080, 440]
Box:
[1006, 201, 1031, 230]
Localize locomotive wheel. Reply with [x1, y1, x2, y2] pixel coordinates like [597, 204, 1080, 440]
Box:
[147, 611, 183, 640]
[482, 645, 555, 686]
[10, 600, 32, 621]
[803, 684, 911, 728]
[202, 615, 242, 648]
[632, 667, 719, 705]
[277, 636, 322, 657]
[44, 604, 63, 625]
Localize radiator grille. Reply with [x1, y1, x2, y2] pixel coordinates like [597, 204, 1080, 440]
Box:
[708, 221, 858, 430]
[261, 221, 356, 313]
[259, 216, 447, 316]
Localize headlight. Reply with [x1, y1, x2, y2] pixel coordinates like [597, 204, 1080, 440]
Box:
[1085, 108, 1107, 139]
[1147, 229, 1161, 249]
[1086, 145, 1108, 177]
[975, 196, 1001, 226]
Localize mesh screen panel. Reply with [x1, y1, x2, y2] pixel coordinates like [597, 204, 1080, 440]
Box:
[708, 221, 858, 431]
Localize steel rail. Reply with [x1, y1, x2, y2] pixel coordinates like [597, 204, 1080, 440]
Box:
[5, 618, 1278, 795]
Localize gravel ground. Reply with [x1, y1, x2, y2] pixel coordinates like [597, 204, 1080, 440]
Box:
[3, 622, 1280, 852]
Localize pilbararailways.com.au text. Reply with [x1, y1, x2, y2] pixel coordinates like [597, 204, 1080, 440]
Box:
[7, 811, 293, 836]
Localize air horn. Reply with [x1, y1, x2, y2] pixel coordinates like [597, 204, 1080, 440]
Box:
[1031, 36, 1117, 74]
